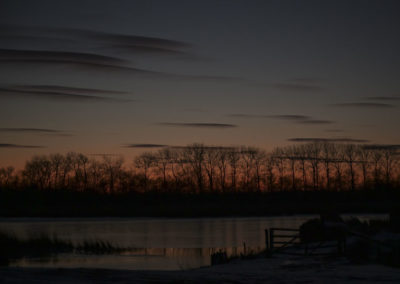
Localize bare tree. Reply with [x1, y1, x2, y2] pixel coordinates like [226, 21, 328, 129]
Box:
[203, 147, 218, 191]
[184, 144, 205, 193]
[49, 154, 64, 189]
[306, 143, 322, 190]
[155, 148, 173, 190]
[343, 144, 357, 190]
[284, 146, 298, 191]
[296, 144, 308, 190]
[240, 147, 256, 191]
[321, 142, 334, 190]
[228, 148, 240, 192]
[0, 166, 14, 187]
[264, 154, 275, 192]
[382, 146, 398, 187]
[23, 155, 52, 189]
[273, 148, 285, 191]
[216, 148, 229, 191]
[357, 146, 371, 189]
[253, 149, 266, 192]
[134, 152, 155, 191]
[103, 155, 124, 193]
[332, 144, 345, 191]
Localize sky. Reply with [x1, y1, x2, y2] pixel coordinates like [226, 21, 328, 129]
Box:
[1, 0, 400, 168]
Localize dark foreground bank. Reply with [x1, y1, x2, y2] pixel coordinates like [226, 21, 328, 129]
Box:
[0, 189, 399, 217]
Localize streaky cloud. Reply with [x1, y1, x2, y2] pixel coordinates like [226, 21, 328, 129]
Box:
[1, 59, 240, 82]
[227, 113, 262, 118]
[0, 128, 61, 133]
[61, 27, 190, 49]
[288, 138, 370, 143]
[0, 59, 157, 75]
[227, 114, 309, 120]
[0, 25, 193, 58]
[124, 144, 168, 148]
[169, 145, 237, 150]
[0, 25, 190, 49]
[332, 102, 395, 108]
[0, 48, 126, 65]
[0, 87, 131, 103]
[269, 115, 311, 120]
[0, 127, 73, 137]
[159, 122, 238, 128]
[109, 44, 190, 56]
[18, 85, 127, 95]
[227, 113, 333, 124]
[366, 96, 400, 102]
[298, 119, 334, 125]
[0, 143, 45, 148]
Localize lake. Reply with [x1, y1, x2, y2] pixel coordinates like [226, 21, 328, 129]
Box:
[0, 214, 388, 270]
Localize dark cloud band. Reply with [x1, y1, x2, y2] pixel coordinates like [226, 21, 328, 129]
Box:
[228, 114, 334, 124]
[0, 128, 61, 133]
[366, 96, 400, 102]
[124, 144, 168, 148]
[159, 122, 237, 128]
[0, 143, 45, 148]
[0, 48, 126, 65]
[0, 87, 131, 102]
[332, 102, 395, 108]
[288, 138, 370, 143]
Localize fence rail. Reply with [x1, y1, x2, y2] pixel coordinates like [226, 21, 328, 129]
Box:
[265, 227, 344, 256]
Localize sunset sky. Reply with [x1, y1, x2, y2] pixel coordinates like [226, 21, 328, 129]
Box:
[1, 0, 400, 168]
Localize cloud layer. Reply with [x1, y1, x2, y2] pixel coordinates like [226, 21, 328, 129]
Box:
[366, 96, 400, 102]
[0, 143, 45, 148]
[228, 114, 334, 125]
[124, 144, 168, 148]
[159, 123, 238, 128]
[332, 102, 395, 108]
[288, 137, 370, 143]
[0, 85, 131, 102]
[0, 127, 73, 137]
[0, 128, 61, 133]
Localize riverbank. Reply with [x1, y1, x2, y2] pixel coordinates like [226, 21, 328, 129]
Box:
[1, 254, 400, 283]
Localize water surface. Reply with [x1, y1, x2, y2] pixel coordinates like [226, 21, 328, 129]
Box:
[0, 214, 387, 270]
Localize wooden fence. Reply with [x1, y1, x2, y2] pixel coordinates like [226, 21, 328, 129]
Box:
[265, 228, 344, 256]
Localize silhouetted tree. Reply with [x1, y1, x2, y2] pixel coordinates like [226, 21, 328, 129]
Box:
[134, 152, 155, 191]
[343, 144, 357, 190]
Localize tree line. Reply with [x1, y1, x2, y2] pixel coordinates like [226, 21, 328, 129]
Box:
[1, 142, 399, 193]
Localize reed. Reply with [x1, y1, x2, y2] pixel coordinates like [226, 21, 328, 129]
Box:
[0, 230, 130, 266]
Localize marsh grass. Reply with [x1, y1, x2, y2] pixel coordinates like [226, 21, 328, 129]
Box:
[0, 230, 130, 266]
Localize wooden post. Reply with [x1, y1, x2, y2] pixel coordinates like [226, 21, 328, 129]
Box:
[265, 229, 270, 251]
[269, 229, 274, 251]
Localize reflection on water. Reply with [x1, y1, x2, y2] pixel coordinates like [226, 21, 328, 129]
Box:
[0, 215, 388, 270]
[12, 246, 264, 270]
